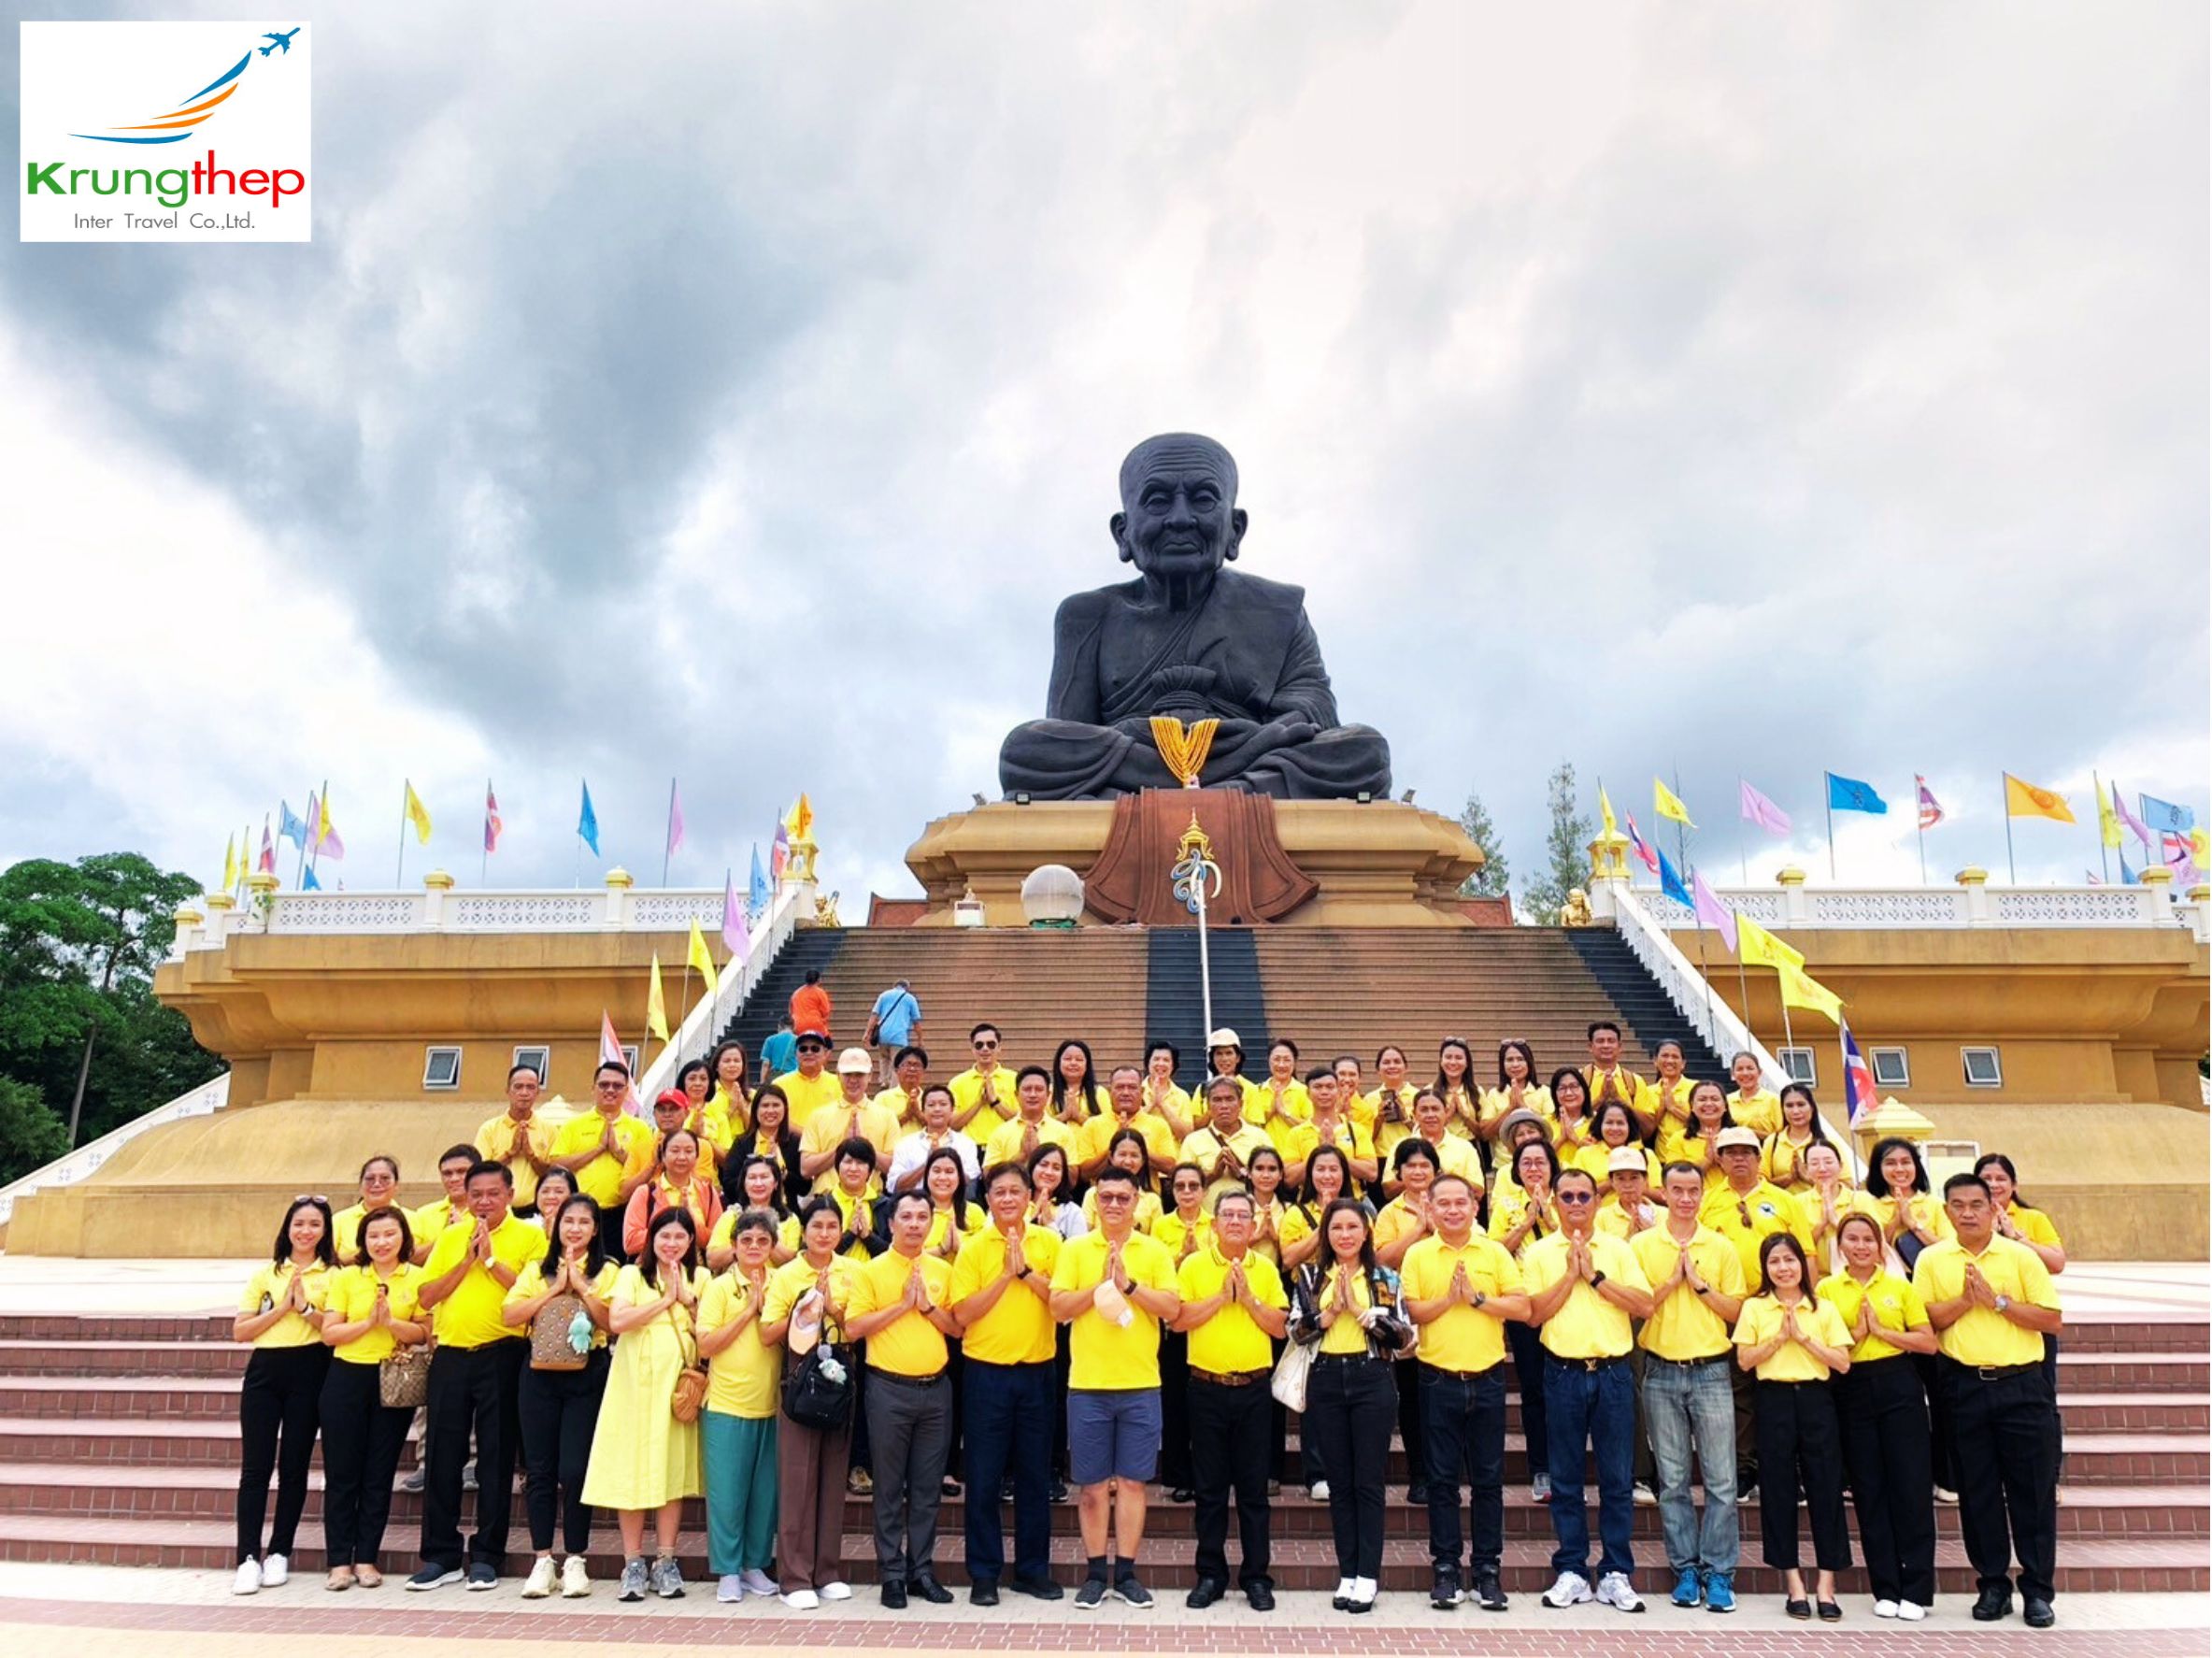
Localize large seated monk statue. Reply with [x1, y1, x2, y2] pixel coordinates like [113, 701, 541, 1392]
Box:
[998, 434, 1393, 800]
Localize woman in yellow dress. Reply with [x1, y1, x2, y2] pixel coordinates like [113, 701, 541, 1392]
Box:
[231, 1196, 336, 1595]
[316, 1206, 426, 1590]
[582, 1208, 706, 1602]
[1761, 1084, 1846, 1194]
[1433, 1036, 1481, 1140]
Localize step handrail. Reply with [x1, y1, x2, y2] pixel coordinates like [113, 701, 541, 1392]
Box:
[634, 881, 808, 1103]
[0, 1070, 233, 1228]
[1603, 884, 1791, 1093]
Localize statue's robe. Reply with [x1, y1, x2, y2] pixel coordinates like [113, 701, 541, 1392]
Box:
[997, 567, 1391, 800]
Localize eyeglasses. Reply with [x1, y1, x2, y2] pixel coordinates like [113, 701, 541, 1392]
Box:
[973, 1038, 999, 1051]
[1095, 1192, 1135, 1205]
[1555, 1192, 1595, 1207]
[796, 1043, 827, 1053]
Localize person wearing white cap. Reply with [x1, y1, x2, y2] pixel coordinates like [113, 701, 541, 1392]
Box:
[1204, 1028, 1262, 1120]
[796, 1050, 901, 1194]
[1700, 1125, 1809, 1497]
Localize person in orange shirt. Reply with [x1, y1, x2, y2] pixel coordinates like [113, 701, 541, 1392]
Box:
[789, 970, 833, 1042]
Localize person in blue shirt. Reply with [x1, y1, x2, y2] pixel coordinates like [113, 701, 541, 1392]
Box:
[759, 1016, 799, 1086]
[869, 981, 924, 1085]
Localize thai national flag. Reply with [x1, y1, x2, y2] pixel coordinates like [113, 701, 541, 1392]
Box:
[1625, 813, 1662, 877]
[1840, 1020, 1878, 1124]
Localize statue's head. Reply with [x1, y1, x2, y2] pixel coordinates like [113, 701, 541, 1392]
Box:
[1113, 433, 1247, 581]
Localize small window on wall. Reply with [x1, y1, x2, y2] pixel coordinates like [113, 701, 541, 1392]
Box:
[512, 1045, 550, 1082]
[423, 1046, 463, 1091]
[621, 1046, 640, 1075]
[1778, 1047, 1818, 1086]
[1871, 1047, 1911, 1089]
[1962, 1046, 2003, 1089]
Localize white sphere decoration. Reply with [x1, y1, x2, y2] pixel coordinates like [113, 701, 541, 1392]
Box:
[1020, 864, 1085, 926]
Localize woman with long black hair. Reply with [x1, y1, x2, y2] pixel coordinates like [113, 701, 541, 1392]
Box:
[1048, 1038, 1109, 1125]
[231, 1196, 336, 1595]
[316, 1206, 427, 1590]
[723, 1081, 804, 1209]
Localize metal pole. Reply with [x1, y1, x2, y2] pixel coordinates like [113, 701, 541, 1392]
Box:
[2094, 771, 2110, 884]
[1824, 774, 1836, 881]
[1915, 775, 1927, 885]
[396, 782, 407, 889]
[1194, 878, 1215, 1039]
[2004, 774, 2017, 883]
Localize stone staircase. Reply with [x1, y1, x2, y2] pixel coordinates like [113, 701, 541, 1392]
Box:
[0, 1308, 2202, 1593]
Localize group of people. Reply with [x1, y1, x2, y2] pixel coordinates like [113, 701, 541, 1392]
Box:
[230, 1017, 2066, 1625]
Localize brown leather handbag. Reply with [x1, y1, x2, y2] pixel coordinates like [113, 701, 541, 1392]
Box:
[529, 1294, 587, 1372]
[378, 1342, 430, 1408]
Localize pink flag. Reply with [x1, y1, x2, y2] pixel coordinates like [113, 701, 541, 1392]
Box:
[666, 780, 686, 858]
[1738, 779, 1791, 836]
[257, 820, 276, 874]
[770, 822, 790, 881]
[1624, 814, 1662, 877]
[600, 1010, 643, 1117]
[2113, 783, 2154, 850]
[721, 869, 750, 964]
[1691, 869, 1738, 952]
[1916, 776, 1944, 831]
[2163, 833, 2201, 888]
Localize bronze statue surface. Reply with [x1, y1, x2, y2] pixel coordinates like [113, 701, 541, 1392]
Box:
[997, 434, 1391, 800]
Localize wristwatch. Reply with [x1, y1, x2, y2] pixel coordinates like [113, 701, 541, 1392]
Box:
[1473, 1290, 1487, 1309]
[1589, 1271, 1608, 1290]
[1993, 1294, 2011, 1313]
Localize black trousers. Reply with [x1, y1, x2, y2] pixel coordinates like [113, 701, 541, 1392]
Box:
[1392, 1347, 1428, 1489]
[1419, 1362, 1506, 1575]
[421, 1338, 525, 1571]
[319, 1359, 411, 1567]
[519, 1349, 608, 1555]
[594, 1203, 628, 1264]
[1306, 1356, 1393, 1579]
[1943, 1359, 2060, 1601]
[1505, 1320, 1546, 1479]
[1189, 1378, 1273, 1587]
[236, 1343, 329, 1564]
[1834, 1357, 1936, 1605]
[1915, 1351, 1956, 1489]
[1753, 1379, 1851, 1572]
[1159, 1329, 1193, 1488]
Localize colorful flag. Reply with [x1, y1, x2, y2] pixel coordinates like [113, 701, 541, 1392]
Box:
[2113, 784, 2153, 850]
[1839, 1020, 1877, 1123]
[1624, 814, 1661, 877]
[2195, 828, 2210, 865]
[1598, 786, 1618, 843]
[721, 870, 749, 963]
[1735, 913, 1805, 975]
[1739, 779, 1791, 836]
[666, 779, 686, 858]
[313, 793, 345, 859]
[2086, 870, 2104, 886]
[403, 780, 433, 845]
[1691, 869, 1738, 952]
[301, 862, 321, 891]
[1915, 776, 1944, 831]
[1779, 963, 1845, 1022]
[600, 1010, 642, 1116]
[1657, 847, 1692, 908]
[1653, 778, 1695, 829]
[646, 956, 670, 1043]
[2004, 774, 2075, 823]
[578, 781, 601, 856]
[2141, 795, 2196, 836]
[278, 800, 308, 849]
[787, 793, 814, 841]
[686, 917, 719, 998]
[483, 783, 503, 854]
[2119, 848, 2139, 885]
[257, 821, 275, 875]
[748, 843, 771, 916]
[1825, 772, 1889, 815]
[221, 834, 237, 893]
[769, 822, 789, 882]
[2098, 785, 2123, 850]
[2163, 833, 2202, 887]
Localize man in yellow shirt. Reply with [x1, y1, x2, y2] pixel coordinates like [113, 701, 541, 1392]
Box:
[1583, 1022, 1659, 1139]
[1077, 1065, 1182, 1179]
[475, 1064, 551, 1213]
[407, 1161, 541, 1591]
[1377, 1089, 1480, 1196]
[1284, 1067, 1377, 1188]
[948, 1023, 1020, 1132]
[798, 1050, 901, 1191]
[1171, 1190, 1289, 1610]
[1522, 1167, 1655, 1614]
[1698, 1125, 1805, 1489]
[845, 1190, 963, 1607]
[1179, 1078, 1275, 1206]
[1400, 1173, 1528, 1611]
[770, 1029, 845, 1125]
[1912, 1172, 2063, 1628]
[1631, 1162, 1748, 1611]
[983, 1065, 1078, 1169]
[548, 1063, 658, 1259]
[951, 1161, 1063, 1603]
[1049, 1166, 1182, 1609]
[874, 1045, 932, 1132]
[410, 1145, 481, 1265]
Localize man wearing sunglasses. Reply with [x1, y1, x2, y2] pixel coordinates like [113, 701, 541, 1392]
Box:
[771, 1028, 845, 1124]
[949, 1023, 1020, 1132]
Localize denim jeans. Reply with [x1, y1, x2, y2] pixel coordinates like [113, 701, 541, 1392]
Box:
[1418, 1364, 1506, 1574]
[1640, 1355, 1737, 1575]
[1543, 1354, 1635, 1580]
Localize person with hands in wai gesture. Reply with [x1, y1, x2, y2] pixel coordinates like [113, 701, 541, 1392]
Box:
[1182, 1076, 1272, 1207]
[694, 1210, 785, 1605]
[761, 1196, 863, 1610]
[475, 1062, 551, 1216]
[317, 1207, 427, 1592]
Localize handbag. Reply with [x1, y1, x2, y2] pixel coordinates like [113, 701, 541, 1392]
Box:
[668, 1296, 706, 1422]
[530, 1293, 588, 1372]
[1270, 1339, 1312, 1412]
[781, 1339, 855, 1430]
[378, 1342, 430, 1408]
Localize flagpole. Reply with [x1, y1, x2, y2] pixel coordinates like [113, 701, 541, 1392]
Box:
[481, 779, 491, 887]
[396, 781, 408, 889]
[1671, 765, 1691, 884]
[1776, 968, 1796, 1057]
[662, 777, 676, 887]
[293, 794, 307, 889]
[2003, 774, 2017, 883]
[1914, 775, 1928, 885]
[2093, 771, 2110, 885]
[1736, 774, 1748, 883]
[575, 779, 585, 889]
[1823, 773, 1836, 881]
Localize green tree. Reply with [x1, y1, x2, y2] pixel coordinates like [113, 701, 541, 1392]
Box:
[1455, 791, 1510, 897]
[0, 1077, 68, 1184]
[1520, 762, 1591, 924]
[0, 852, 217, 1150]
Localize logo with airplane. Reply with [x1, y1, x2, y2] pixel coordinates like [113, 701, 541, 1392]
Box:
[70, 27, 302, 146]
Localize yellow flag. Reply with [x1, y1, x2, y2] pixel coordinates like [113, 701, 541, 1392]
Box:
[1654, 778, 1696, 829]
[404, 780, 433, 845]
[2193, 828, 2209, 864]
[646, 954, 670, 1042]
[1598, 785, 1618, 840]
[221, 834, 237, 892]
[1778, 963, 1845, 1022]
[1734, 913, 1805, 974]
[2003, 773, 2075, 823]
[786, 792, 815, 840]
[2097, 784, 2122, 849]
[686, 917, 720, 998]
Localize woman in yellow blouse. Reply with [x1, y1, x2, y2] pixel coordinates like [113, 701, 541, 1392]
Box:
[707, 1156, 797, 1269]
[1433, 1036, 1481, 1139]
[1280, 1146, 1366, 1271]
[1797, 1143, 1877, 1276]
[1250, 1037, 1315, 1147]
[622, 1127, 723, 1259]
[232, 1196, 337, 1595]
[1488, 1137, 1561, 1500]
[1818, 1212, 1937, 1620]
[1246, 1145, 1292, 1269]
[1657, 1079, 1733, 1178]
[1868, 1138, 1950, 1271]
[1151, 1161, 1210, 1502]
[531, 1167, 575, 1234]
[316, 1206, 427, 1590]
[675, 1060, 735, 1166]
[1648, 1039, 1698, 1142]
[1973, 1154, 2066, 1272]
[1048, 1038, 1111, 1125]
[1142, 1042, 1196, 1140]
[1734, 1233, 1853, 1620]
[1546, 1066, 1598, 1166]
[1363, 1044, 1417, 1142]
[1727, 1052, 1783, 1138]
[331, 1154, 406, 1265]
[706, 1038, 753, 1127]
[1761, 1084, 1845, 1194]
[504, 1195, 620, 1597]
[1079, 1131, 1164, 1233]
[582, 1209, 706, 1601]
[920, 1146, 981, 1260]
[1478, 1039, 1552, 1149]
[724, 1084, 803, 1210]
[1583, 1101, 1660, 1193]
[696, 1210, 785, 1603]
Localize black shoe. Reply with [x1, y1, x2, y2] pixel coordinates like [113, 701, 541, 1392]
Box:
[1817, 1599, 1842, 1622]
[1973, 1585, 2014, 1622]
[1430, 1566, 1463, 1609]
[1048, 1479, 1069, 1503]
[1475, 1572, 1508, 1611]
[1170, 1487, 1195, 1504]
[2024, 1597, 2055, 1629]
[909, 1572, 953, 1605]
[1245, 1580, 1276, 1611]
[968, 1581, 1000, 1607]
[1785, 1597, 1812, 1621]
[1407, 1482, 1429, 1505]
[1185, 1577, 1227, 1609]
[1010, 1574, 1063, 1600]
[879, 1580, 908, 1609]
[1074, 1577, 1106, 1609]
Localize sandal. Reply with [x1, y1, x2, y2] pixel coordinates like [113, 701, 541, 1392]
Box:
[325, 1567, 356, 1592]
[1785, 1597, 1812, 1620]
[1817, 1599, 1842, 1622]
[354, 1565, 384, 1589]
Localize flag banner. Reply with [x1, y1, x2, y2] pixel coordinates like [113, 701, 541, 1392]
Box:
[2098, 786, 2123, 850]
[1625, 814, 1662, 877]
[1779, 963, 1844, 1022]
[2141, 795, 2196, 836]
[1739, 779, 1791, 836]
[301, 863, 321, 891]
[278, 800, 308, 849]
[2086, 870, 2104, 886]
[2194, 828, 2210, 864]
[721, 871, 749, 963]
[646, 956, 670, 1043]
[2119, 848, 2139, 885]
[221, 834, 237, 893]
[769, 822, 789, 882]
[258, 822, 275, 874]
[1598, 785, 1618, 841]
[601, 1009, 642, 1116]
[2163, 833, 2202, 887]
[314, 793, 346, 859]
[666, 780, 686, 858]
[2004, 774, 2075, 823]
[578, 781, 601, 856]
[404, 780, 433, 845]
[1915, 776, 1944, 830]
[687, 917, 719, 998]
[1735, 912, 1805, 975]
[748, 844, 771, 916]
[787, 793, 814, 841]
[1657, 847, 1692, 908]
[1839, 1020, 1877, 1123]
[1825, 772, 1889, 815]
[1653, 778, 1695, 828]
[484, 783, 503, 854]
[1691, 869, 1738, 952]
[2113, 785, 2153, 850]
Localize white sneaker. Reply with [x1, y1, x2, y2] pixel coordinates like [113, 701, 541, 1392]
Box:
[717, 1574, 745, 1603]
[561, 1556, 592, 1598]
[521, 1558, 557, 1599]
[740, 1569, 779, 1597]
[1596, 1572, 1645, 1613]
[1874, 1599, 1900, 1619]
[1897, 1602, 1928, 1622]
[782, 1587, 821, 1610]
[1933, 1485, 1959, 1505]
[819, 1579, 852, 1601]
[232, 1560, 262, 1596]
[1310, 1479, 1331, 1501]
[260, 1552, 289, 1587]
[1542, 1570, 1593, 1608]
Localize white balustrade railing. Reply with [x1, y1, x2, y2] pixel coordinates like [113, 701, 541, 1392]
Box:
[635, 881, 807, 1101]
[1601, 882, 1791, 1093]
[0, 1070, 232, 1228]
[1636, 880, 2178, 931]
[174, 882, 742, 955]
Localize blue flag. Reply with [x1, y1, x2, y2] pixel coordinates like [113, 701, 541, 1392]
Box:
[2119, 848, 2139, 885]
[278, 800, 308, 849]
[578, 780, 601, 855]
[1657, 846, 1693, 908]
[1826, 772, 1889, 815]
[301, 863, 321, 891]
[2141, 795, 2196, 835]
[748, 842, 770, 916]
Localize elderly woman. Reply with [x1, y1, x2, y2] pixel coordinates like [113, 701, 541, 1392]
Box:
[623, 1126, 723, 1259]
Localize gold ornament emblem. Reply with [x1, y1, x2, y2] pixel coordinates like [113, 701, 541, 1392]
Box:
[1149, 716, 1220, 789]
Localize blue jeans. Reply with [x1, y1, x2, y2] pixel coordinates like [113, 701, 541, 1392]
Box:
[1640, 1355, 1737, 1575]
[1543, 1354, 1635, 1580]
[1418, 1364, 1506, 1574]
[963, 1360, 1053, 1585]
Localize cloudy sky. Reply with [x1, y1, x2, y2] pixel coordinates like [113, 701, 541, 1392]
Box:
[4, 1, 2205, 910]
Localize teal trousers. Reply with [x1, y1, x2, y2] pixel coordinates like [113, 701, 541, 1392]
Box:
[703, 1409, 779, 1574]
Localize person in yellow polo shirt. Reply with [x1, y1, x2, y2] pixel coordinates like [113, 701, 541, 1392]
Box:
[317, 1206, 427, 1589]
[1141, 1042, 1197, 1140]
[549, 1063, 659, 1258]
[232, 1196, 337, 1594]
[1726, 1052, 1783, 1138]
[1077, 1065, 1181, 1179]
[983, 1065, 1079, 1170]
[1399, 1173, 1527, 1611]
[1733, 1233, 1853, 1620]
[1583, 1021, 1659, 1139]
[1820, 1210, 1937, 1620]
[948, 1023, 1020, 1132]
[1796, 1142, 1877, 1276]
[673, 1059, 735, 1167]
[1633, 1161, 1748, 1611]
[332, 1153, 407, 1265]
[1285, 1067, 1377, 1188]
[694, 1209, 783, 1604]
[797, 1050, 901, 1192]
[1049, 1167, 1182, 1609]
[771, 1029, 847, 1125]
[844, 1191, 963, 1607]
[1244, 1038, 1313, 1153]
[1180, 1077, 1274, 1206]
[1913, 1171, 2063, 1628]
[1172, 1190, 1289, 1609]
[1478, 1039, 1554, 1146]
[1595, 1147, 1661, 1239]
[1655, 1079, 1732, 1176]
[1360, 1043, 1417, 1140]
[1378, 1090, 1480, 1197]
[1647, 1040, 1698, 1146]
[477, 1064, 552, 1213]
[409, 1160, 542, 1591]
[1869, 1137, 1953, 1270]
[1521, 1167, 1655, 1613]
[1698, 1125, 1806, 1491]
[874, 1044, 932, 1134]
[950, 1160, 1063, 1601]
